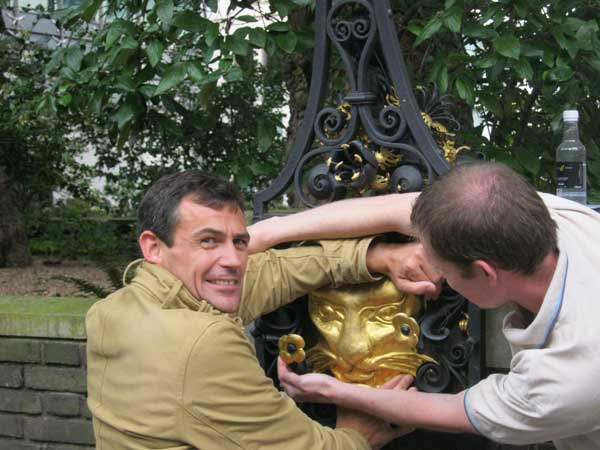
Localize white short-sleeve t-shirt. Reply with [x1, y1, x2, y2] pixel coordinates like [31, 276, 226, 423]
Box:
[464, 194, 600, 450]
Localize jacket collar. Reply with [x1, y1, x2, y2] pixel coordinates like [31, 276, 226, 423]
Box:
[124, 259, 229, 317]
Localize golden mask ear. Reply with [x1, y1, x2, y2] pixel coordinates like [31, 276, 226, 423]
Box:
[138, 230, 163, 264]
[392, 313, 420, 348]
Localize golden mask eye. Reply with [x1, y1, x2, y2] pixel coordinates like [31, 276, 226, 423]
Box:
[316, 303, 342, 322]
[369, 304, 401, 325]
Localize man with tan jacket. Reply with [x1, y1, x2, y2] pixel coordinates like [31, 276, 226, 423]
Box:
[86, 169, 424, 450]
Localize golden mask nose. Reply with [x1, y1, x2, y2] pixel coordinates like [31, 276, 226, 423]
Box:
[337, 321, 370, 366]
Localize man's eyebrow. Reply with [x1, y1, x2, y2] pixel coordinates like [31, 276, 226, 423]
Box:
[191, 228, 250, 241]
[191, 228, 226, 238]
[235, 232, 251, 241]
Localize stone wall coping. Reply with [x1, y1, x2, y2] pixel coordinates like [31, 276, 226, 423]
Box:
[0, 297, 98, 340]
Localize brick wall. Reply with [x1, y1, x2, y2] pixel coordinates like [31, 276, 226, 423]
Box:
[0, 297, 98, 450]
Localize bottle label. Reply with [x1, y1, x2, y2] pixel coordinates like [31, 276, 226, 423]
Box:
[556, 161, 584, 189]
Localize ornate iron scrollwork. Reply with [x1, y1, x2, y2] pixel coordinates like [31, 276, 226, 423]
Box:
[252, 0, 458, 219]
[252, 1, 485, 447]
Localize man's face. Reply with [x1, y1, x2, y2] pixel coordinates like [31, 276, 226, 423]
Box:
[420, 239, 504, 309]
[157, 197, 249, 313]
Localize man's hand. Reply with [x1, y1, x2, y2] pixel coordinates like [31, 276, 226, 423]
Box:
[278, 357, 338, 403]
[279, 358, 417, 450]
[337, 406, 413, 450]
[366, 241, 442, 299]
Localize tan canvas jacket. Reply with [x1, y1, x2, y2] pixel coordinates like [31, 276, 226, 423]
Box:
[86, 238, 378, 450]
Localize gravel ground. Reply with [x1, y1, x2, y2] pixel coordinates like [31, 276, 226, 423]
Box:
[0, 257, 121, 298]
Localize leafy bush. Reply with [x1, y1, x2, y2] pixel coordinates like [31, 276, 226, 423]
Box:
[26, 199, 137, 259]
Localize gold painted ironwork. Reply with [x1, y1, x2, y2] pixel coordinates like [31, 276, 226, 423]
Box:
[324, 86, 467, 192]
[338, 102, 352, 121]
[458, 313, 469, 334]
[278, 334, 306, 364]
[306, 279, 435, 387]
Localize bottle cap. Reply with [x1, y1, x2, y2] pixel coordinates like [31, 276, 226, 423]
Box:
[563, 110, 579, 122]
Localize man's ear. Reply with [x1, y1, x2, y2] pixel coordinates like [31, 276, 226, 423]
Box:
[472, 259, 498, 286]
[139, 230, 164, 264]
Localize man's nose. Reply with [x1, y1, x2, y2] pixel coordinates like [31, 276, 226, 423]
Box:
[219, 242, 243, 268]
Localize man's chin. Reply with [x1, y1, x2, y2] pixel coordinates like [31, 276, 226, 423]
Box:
[202, 293, 241, 313]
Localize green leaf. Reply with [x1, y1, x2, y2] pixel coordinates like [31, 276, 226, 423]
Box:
[80, 0, 102, 22]
[224, 65, 243, 82]
[275, 31, 298, 53]
[443, 6, 462, 33]
[542, 46, 555, 67]
[463, 24, 497, 40]
[257, 119, 276, 151]
[513, 0, 528, 18]
[520, 42, 544, 58]
[139, 84, 156, 98]
[106, 27, 122, 49]
[414, 17, 443, 47]
[271, 0, 292, 18]
[438, 64, 448, 93]
[493, 34, 520, 59]
[115, 73, 136, 92]
[219, 58, 233, 72]
[575, 21, 597, 51]
[57, 92, 73, 106]
[154, 63, 186, 96]
[267, 22, 290, 32]
[205, 22, 219, 46]
[474, 53, 498, 68]
[186, 61, 205, 82]
[237, 15, 258, 23]
[120, 36, 138, 50]
[516, 147, 540, 176]
[173, 11, 208, 32]
[146, 41, 164, 67]
[156, 0, 174, 26]
[406, 21, 422, 36]
[249, 28, 267, 48]
[479, 93, 503, 117]
[590, 59, 600, 73]
[455, 77, 474, 105]
[226, 33, 249, 56]
[45, 48, 64, 74]
[112, 100, 137, 129]
[544, 66, 573, 82]
[480, 4, 500, 23]
[116, 121, 133, 149]
[552, 29, 572, 55]
[65, 46, 83, 71]
[513, 57, 533, 80]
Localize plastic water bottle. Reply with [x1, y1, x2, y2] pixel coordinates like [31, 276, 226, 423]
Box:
[556, 110, 587, 204]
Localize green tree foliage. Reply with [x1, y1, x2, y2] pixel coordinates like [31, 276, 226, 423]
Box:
[94, 62, 288, 212]
[44, 0, 312, 158]
[46, 0, 600, 201]
[0, 36, 93, 266]
[393, 0, 600, 199]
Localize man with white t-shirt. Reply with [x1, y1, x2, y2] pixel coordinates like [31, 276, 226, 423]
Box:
[250, 162, 600, 450]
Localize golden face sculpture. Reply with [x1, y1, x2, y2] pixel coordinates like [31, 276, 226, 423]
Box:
[307, 279, 434, 387]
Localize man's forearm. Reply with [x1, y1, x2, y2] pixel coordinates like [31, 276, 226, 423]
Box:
[331, 383, 475, 434]
[248, 193, 420, 253]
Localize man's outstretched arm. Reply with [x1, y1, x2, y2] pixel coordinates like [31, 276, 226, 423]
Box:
[248, 192, 420, 253]
[278, 358, 475, 435]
